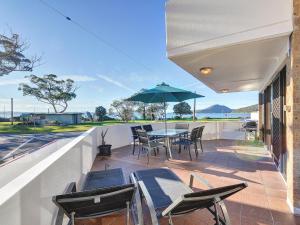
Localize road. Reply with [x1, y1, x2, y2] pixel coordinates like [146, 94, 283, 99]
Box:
[0, 132, 82, 160]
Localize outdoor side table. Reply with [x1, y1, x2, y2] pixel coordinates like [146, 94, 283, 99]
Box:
[82, 168, 125, 191]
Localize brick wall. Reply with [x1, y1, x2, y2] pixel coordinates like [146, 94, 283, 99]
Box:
[257, 0, 300, 212]
[287, 0, 300, 211]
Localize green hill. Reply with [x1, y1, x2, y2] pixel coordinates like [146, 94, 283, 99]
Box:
[195, 104, 258, 113]
[232, 104, 258, 113]
[196, 104, 232, 113]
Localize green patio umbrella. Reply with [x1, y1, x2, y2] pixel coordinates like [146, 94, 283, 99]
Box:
[126, 83, 204, 130]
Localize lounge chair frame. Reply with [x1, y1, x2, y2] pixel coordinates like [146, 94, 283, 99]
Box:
[53, 183, 137, 225]
[131, 169, 247, 225]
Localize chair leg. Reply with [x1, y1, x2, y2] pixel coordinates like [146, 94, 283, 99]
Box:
[213, 199, 221, 225]
[194, 142, 199, 158]
[178, 137, 182, 153]
[132, 139, 136, 155]
[188, 145, 192, 161]
[168, 213, 174, 225]
[147, 150, 150, 164]
[70, 212, 75, 225]
[200, 139, 203, 152]
[126, 201, 130, 225]
[137, 145, 141, 159]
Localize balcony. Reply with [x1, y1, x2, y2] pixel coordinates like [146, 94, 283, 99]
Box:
[166, 0, 293, 92]
[0, 121, 298, 225]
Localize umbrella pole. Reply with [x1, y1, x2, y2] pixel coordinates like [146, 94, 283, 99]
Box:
[164, 101, 167, 133]
[193, 92, 196, 121]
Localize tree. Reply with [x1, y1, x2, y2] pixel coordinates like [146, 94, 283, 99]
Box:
[146, 103, 166, 120]
[0, 33, 40, 76]
[135, 102, 146, 120]
[85, 111, 93, 121]
[109, 100, 134, 122]
[173, 102, 192, 118]
[133, 102, 168, 120]
[19, 74, 77, 113]
[95, 106, 107, 121]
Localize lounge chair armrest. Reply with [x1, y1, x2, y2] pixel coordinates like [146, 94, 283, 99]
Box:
[189, 173, 213, 189]
[129, 174, 144, 225]
[138, 180, 160, 225]
[161, 196, 184, 217]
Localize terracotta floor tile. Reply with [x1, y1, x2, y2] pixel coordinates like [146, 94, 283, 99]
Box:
[241, 216, 273, 225]
[265, 188, 286, 200]
[77, 140, 297, 225]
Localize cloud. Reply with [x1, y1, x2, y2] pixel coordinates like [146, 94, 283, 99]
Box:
[89, 85, 104, 94]
[97, 74, 134, 92]
[182, 82, 205, 89]
[126, 72, 159, 83]
[0, 75, 96, 86]
[60, 75, 97, 82]
[0, 78, 28, 86]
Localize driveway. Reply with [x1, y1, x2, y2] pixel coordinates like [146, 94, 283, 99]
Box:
[0, 132, 82, 160]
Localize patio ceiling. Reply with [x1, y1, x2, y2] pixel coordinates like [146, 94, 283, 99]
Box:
[166, 0, 293, 93]
[168, 36, 290, 93]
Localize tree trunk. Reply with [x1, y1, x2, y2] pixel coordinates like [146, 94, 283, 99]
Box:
[52, 103, 58, 113]
[60, 102, 68, 113]
[143, 105, 146, 120]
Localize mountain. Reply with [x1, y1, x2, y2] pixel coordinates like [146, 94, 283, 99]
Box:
[196, 104, 232, 113]
[232, 104, 258, 113]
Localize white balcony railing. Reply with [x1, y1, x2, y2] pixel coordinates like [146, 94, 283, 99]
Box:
[0, 121, 245, 225]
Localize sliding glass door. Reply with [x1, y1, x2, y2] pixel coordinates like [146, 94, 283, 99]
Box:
[262, 66, 287, 180]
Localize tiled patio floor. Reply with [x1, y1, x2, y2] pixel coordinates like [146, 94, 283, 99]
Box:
[77, 140, 300, 225]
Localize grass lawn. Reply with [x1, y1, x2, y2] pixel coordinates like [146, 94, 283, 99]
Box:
[235, 139, 264, 147]
[0, 118, 241, 134]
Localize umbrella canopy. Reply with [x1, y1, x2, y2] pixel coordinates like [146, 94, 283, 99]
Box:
[126, 83, 204, 103]
[126, 83, 204, 131]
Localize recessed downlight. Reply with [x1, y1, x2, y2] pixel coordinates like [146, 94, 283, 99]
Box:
[221, 89, 229, 93]
[200, 67, 213, 75]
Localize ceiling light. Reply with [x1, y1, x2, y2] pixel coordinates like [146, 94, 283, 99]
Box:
[200, 67, 213, 75]
[221, 89, 229, 93]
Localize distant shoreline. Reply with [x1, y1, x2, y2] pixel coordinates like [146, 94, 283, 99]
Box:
[166, 112, 251, 119]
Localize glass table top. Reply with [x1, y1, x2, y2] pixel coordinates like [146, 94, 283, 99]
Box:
[147, 129, 188, 137]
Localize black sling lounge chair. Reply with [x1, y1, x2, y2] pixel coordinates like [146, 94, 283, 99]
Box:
[53, 183, 136, 225]
[131, 168, 247, 225]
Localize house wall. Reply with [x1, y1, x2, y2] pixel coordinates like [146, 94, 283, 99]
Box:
[258, 0, 300, 213]
[287, 0, 300, 213]
[40, 114, 81, 125]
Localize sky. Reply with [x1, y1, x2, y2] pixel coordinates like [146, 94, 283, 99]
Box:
[0, 0, 258, 113]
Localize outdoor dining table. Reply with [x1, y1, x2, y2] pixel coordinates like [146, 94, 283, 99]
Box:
[147, 128, 188, 159]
